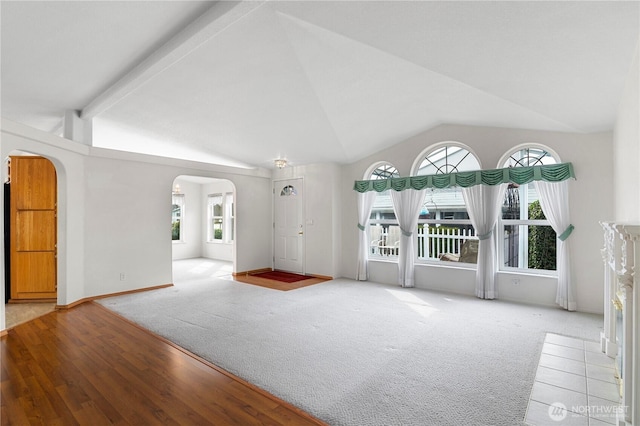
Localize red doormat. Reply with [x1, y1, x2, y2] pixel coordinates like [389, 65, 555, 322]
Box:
[251, 271, 309, 283]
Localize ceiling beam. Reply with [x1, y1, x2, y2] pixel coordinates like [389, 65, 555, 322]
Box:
[81, 0, 267, 120]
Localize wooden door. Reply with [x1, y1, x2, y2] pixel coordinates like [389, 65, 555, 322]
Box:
[273, 179, 304, 274]
[10, 156, 57, 300]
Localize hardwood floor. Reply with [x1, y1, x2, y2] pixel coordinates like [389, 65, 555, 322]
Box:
[1, 302, 325, 426]
[233, 274, 330, 291]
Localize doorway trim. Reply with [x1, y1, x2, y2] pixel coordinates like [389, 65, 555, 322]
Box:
[2, 149, 67, 330]
[170, 175, 237, 282]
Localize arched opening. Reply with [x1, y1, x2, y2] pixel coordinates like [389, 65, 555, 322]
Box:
[171, 175, 236, 285]
[4, 151, 59, 327]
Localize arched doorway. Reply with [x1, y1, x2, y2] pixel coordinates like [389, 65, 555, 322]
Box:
[4, 152, 58, 327]
[171, 176, 236, 284]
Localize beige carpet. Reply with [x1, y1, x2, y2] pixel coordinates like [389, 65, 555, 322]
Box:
[99, 270, 604, 426]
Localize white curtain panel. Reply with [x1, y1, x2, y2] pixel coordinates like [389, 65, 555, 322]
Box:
[356, 191, 378, 280]
[390, 188, 427, 287]
[534, 180, 576, 311]
[462, 184, 507, 299]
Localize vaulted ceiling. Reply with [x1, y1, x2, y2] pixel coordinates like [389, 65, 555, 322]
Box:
[2, 1, 638, 169]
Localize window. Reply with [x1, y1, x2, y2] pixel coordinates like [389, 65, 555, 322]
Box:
[414, 145, 481, 175]
[208, 193, 234, 243]
[172, 194, 184, 242]
[281, 185, 297, 196]
[368, 163, 400, 258]
[499, 147, 558, 271]
[225, 192, 234, 242]
[208, 194, 223, 241]
[414, 145, 480, 263]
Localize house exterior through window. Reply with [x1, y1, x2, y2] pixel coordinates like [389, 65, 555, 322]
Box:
[499, 147, 558, 272]
[208, 192, 234, 243]
[413, 145, 480, 263]
[368, 163, 400, 258]
[364, 143, 561, 273]
[172, 194, 184, 242]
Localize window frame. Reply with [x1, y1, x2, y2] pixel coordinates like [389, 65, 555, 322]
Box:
[411, 142, 482, 176]
[367, 162, 400, 259]
[412, 143, 481, 265]
[208, 193, 223, 242]
[171, 194, 185, 243]
[497, 146, 559, 275]
[207, 192, 234, 244]
[224, 192, 234, 243]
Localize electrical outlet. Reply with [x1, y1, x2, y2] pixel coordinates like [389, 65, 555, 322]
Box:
[120, 273, 125, 281]
[512, 278, 520, 285]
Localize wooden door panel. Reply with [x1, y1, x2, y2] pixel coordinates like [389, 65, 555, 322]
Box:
[15, 210, 56, 251]
[9, 156, 58, 300]
[13, 157, 56, 210]
[13, 252, 56, 294]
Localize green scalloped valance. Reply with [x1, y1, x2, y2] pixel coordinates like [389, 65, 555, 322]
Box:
[353, 162, 575, 193]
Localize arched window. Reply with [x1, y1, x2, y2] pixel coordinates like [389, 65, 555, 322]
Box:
[367, 163, 401, 258]
[370, 163, 400, 180]
[413, 144, 480, 263]
[499, 146, 559, 271]
[414, 145, 481, 175]
[280, 185, 297, 196]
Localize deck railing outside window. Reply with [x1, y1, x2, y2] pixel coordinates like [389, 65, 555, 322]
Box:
[417, 223, 476, 261]
[369, 221, 477, 263]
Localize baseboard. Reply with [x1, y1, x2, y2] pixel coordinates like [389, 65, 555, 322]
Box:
[306, 273, 333, 281]
[233, 268, 272, 276]
[56, 283, 174, 310]
[0, 329, 7, 338]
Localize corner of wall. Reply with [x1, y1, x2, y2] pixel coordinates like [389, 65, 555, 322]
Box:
[613, 37, 640, 222]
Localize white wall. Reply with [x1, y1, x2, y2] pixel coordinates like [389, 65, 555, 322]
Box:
[202, 179, 235, 262]
[232, 174, 272, 273]
[84, 155, 174, 295]
[614, 38, 640, 222]
[341, 124, 614, 313]
[82, 152, 272, 296]
[1, 119, 272, 331]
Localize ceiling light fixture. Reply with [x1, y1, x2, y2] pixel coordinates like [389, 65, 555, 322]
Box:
[274, 158, 287, 169]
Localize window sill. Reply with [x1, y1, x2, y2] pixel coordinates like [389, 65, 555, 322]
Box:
[369, 257, 478, 271]
[369, 257, 398, 264]
[415, 259, 477, 271]
[369, 258, 556, 276]
[498, 269, 557, 278]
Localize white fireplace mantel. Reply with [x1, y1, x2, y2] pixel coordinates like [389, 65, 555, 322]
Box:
[600, 222, 639, 426]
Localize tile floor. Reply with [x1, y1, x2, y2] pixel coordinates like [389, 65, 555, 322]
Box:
[4, 302, 56, 329]
[525, 333, 624, 425]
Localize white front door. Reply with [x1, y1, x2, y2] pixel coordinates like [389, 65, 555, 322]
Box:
[274, 179, 304, 273]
